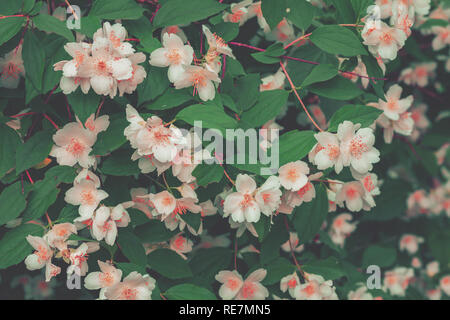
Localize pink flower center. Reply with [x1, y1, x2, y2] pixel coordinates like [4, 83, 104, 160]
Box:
[66, 138, 85, 156]
[241, 282, 256, 299]
[380, 31, 393, 44]
[99, 272, 114, 286]
[2, 62, 21, 79]
[327, 144, 340, 160]
[363, 175, 375, 192]
[349, 136, 368, 159]
[121, 287, 138, 300]
[81, 190, 95, 205]
[227, 278, 240, 290]
[241, 193, 254, 208]
[173, 235, 185, 250]
[166, 49, 182, 64]
[346, 187, 358, 199]
[304, 283, 316, 296]
[287, 278, 297, 288]
[35, 246, 50, 263]
[286, 168, 299, 182]
[228, 10, 245, 23]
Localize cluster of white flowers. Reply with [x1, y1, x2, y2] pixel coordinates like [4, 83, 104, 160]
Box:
[149, 25, 236, 101]
[363, 0, 432, 61]
[222, 1, 296, 44]
[281, 272, 338, 300]
[54, 22, 146, 98]
[84, 261, 156, 300]
[24, 223, 100, 282]
[383, 267, 415, 296]
[215, 268, 269, 300]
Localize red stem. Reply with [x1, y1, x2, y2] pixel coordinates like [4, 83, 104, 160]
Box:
[279, 61, 324, 132]
[228, 42, 387, 81]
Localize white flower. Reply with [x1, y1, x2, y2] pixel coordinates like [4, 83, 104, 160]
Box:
[0, 45, 25, 88]
[363, 21, 407, 60]
[173, 65, 221, 101]
[216, 268, 269, 300]
[338, 121, 380, 175]
[399, 234, 424, 254]
[50, 122, 97, 168]
[293, 273, 338, 300]
[310, 132, 343, 174]
[223, 174, 260, 223]
[149, 32, 194, 82]
[278, 161, 310, 191]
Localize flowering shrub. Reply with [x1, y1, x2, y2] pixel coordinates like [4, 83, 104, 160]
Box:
[0, 0, 449, 301]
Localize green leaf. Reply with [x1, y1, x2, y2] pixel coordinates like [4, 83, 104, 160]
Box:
[0, 223, 44, 269]
[350, 0, 372, 20]
[361, 55, 385, 101]
[309, 25, 367, 56]
[15, 129, 53, 174]
[286, 43, 339, 86]
[427, 230, 450, 267]
[0, 16, 25, 46]
[153, 0, 226, 28]
[137, 66, 168, 106]
[262, 257, 296, 285]
[286, 0, 315, 30]
[302, 64, 339, 87]
[176, 103, 238, 131]
[260, 218, 288, 265]
[145, 88, 193, 110]
[22, 179, 59, 221]
[0, 182, 27, 226]
[100, 150, 140, 176]
[22, 30, 46, 92]
[303, 256, 346, 280]
[66, 90, 100, 123]
[327, 105, 382, 132]
[210, 22, 239, 42]
[332, 0, 355, 24]
[135, 220, 178, 243]
[91, 116, 128, 156]
[44, 165, 77, 184]
[89, 0, 145, 20]
[293, 184, 328, 245]
[261, 0, 287, 29]
[192, 163, 223, 186]
[147, 248, 193, 279]
[415, 146, 439, 177]
[308, 76, 363, 100]
[278, 130, 316, 166]
[239, 90, 289, 129]
[33, 14, 74, 41]
[78, 15, 102, 38]
[362, 245, 397, 268]
[0, 124, 21, 178]
[251, 43, 285, 64]
[230, 73, 261, 112]
[419, 19, 449, 30]
[165, 284, 216, 300]
[189, 248, 232, 280]
[116, 262, 147, 277]
[117, 229, 147, 267]
[363, 179, 411, 221]
[57, 204, 78, 223]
